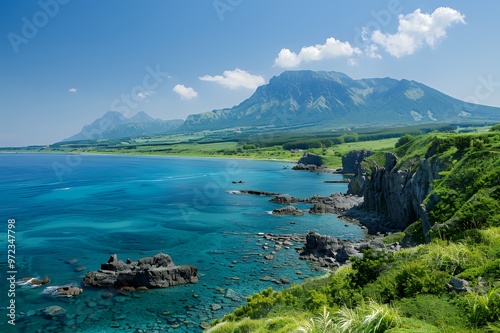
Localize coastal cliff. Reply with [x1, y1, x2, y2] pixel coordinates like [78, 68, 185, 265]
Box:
[346, 131, 500, 241]
[347, 151, 441, 238]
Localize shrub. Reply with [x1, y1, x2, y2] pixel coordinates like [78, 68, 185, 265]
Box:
[351, 249, 394, 287]
[395, 134, 414, 148]
[457, 259, 500, 285]
[395, 262, 448, 298]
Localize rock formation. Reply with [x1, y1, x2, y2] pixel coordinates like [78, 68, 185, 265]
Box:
[341, 150, 374, 174]
[298, 231, 392, 268]
[83, 253, 198, 289]
[272, 206, 304, 216]
[347, 151, 441, 233]
[293, 152, 325, 171]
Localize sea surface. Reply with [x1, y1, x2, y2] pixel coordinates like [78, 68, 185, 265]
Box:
[0, 154, 365, 333]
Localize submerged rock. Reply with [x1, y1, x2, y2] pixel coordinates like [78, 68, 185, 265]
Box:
[22, 276, 50, 286]
[56, 286, 83, 297]
[82, 253, 198, 289]
[41, 305, 67, 318]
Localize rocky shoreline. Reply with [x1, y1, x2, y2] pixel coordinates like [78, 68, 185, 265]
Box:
[239, 189, 397, 235]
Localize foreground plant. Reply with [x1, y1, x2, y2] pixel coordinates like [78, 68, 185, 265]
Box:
[297, 300, 401, 333]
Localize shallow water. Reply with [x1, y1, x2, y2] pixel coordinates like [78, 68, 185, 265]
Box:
[0, 154, 365, 332]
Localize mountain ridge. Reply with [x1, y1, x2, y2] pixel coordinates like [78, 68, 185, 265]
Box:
[180, 70, 500, 131]
[64, 111, 183, 141]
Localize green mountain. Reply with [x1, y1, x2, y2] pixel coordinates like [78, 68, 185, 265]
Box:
[181, 70, 500, 131]
[64, 111, 183, 141]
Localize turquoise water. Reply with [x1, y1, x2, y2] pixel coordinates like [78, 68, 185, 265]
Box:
[0, 154, 365, 332]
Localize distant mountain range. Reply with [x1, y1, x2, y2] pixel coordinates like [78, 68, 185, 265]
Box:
[180, 70, 500, 131]
[64, 111, 183, 141]
[65, 71, 500, 142]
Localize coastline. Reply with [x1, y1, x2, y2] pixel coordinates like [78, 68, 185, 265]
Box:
[0, 149, 302, 165]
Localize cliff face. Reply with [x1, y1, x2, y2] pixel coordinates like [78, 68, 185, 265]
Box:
[341, 150, 373, 174]
[348, 151, 443, 235]
[296, 152, 323, 166]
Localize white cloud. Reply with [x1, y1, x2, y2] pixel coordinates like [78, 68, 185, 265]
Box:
[364, 44, 382, 59]
[371, 7, 465, 58]
[274, 37, 361, 68]
[68, 88, 77, 93]
[136, 90, 155, 99]
[199, 68, 265, 90]
[172, 84, 198, 100]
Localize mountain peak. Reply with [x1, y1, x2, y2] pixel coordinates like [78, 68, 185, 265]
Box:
[130, 111, 155, 123]
[181, 70, 500, 131]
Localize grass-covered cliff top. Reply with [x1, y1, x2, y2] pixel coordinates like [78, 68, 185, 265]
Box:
[205, 126, 500, 332]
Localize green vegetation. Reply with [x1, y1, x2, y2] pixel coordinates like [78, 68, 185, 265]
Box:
[204, 126, 500, 332]
[2, 124, 489, 168]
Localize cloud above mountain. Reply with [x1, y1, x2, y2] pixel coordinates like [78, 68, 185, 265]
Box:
[274, 37, 361, 68]
[370, 7, 465, 58]
[199, 68, 265, 90]
[273, 7, 465, 66]
[173, 84, 198, 100]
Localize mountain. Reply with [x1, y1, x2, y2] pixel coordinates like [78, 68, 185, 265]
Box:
[181, 70, 500, 131]
[64, 111, 184, 141]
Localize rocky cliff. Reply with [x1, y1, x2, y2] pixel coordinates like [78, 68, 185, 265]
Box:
[341, 150, 373, 174]
[347, 151, 443, 239]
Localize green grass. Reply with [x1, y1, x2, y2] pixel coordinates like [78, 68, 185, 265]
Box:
[0, 133, 400, 167]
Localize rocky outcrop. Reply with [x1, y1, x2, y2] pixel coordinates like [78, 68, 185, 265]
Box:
[21, 276, 50, 286]
[307, 193, 363, 214]
[272, 206, 304, 216]
[296, 152, 323, 166]
[82, 253, 198, 289]
[347, 151, 442, 233]
[342, 150, 374, 174]
[298, 232, 392, 268]
[269, 194, 300, 204]
[239, 190, 280, 196]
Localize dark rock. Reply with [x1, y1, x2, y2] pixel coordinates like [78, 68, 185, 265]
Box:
[240, 190, 280, 196]
[346, 149, 444, 235]
[272, 206, 304, 216]
[448, 277, 471, 292]
[296, 153, 323, 166]
[298, 231, 388, 267]
[54, 286, 83, 297]
[269, 194, 299, 204]
[342, 150, 374, 174]
[66, 258, 78, 264]
[82, 253, 198, 289]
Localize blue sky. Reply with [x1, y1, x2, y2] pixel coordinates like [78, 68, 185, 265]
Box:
[1, 0, 499, 146]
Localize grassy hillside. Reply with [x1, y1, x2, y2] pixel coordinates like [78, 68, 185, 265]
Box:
[204, 127, 500, 332]
[3, 123, 467, 167]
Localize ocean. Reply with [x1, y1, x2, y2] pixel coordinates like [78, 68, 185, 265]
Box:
[0, 153, 365, 332]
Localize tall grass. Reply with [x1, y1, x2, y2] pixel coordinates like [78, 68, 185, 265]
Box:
[297, 301, 401, 333]
[422, 241, 486, 275]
